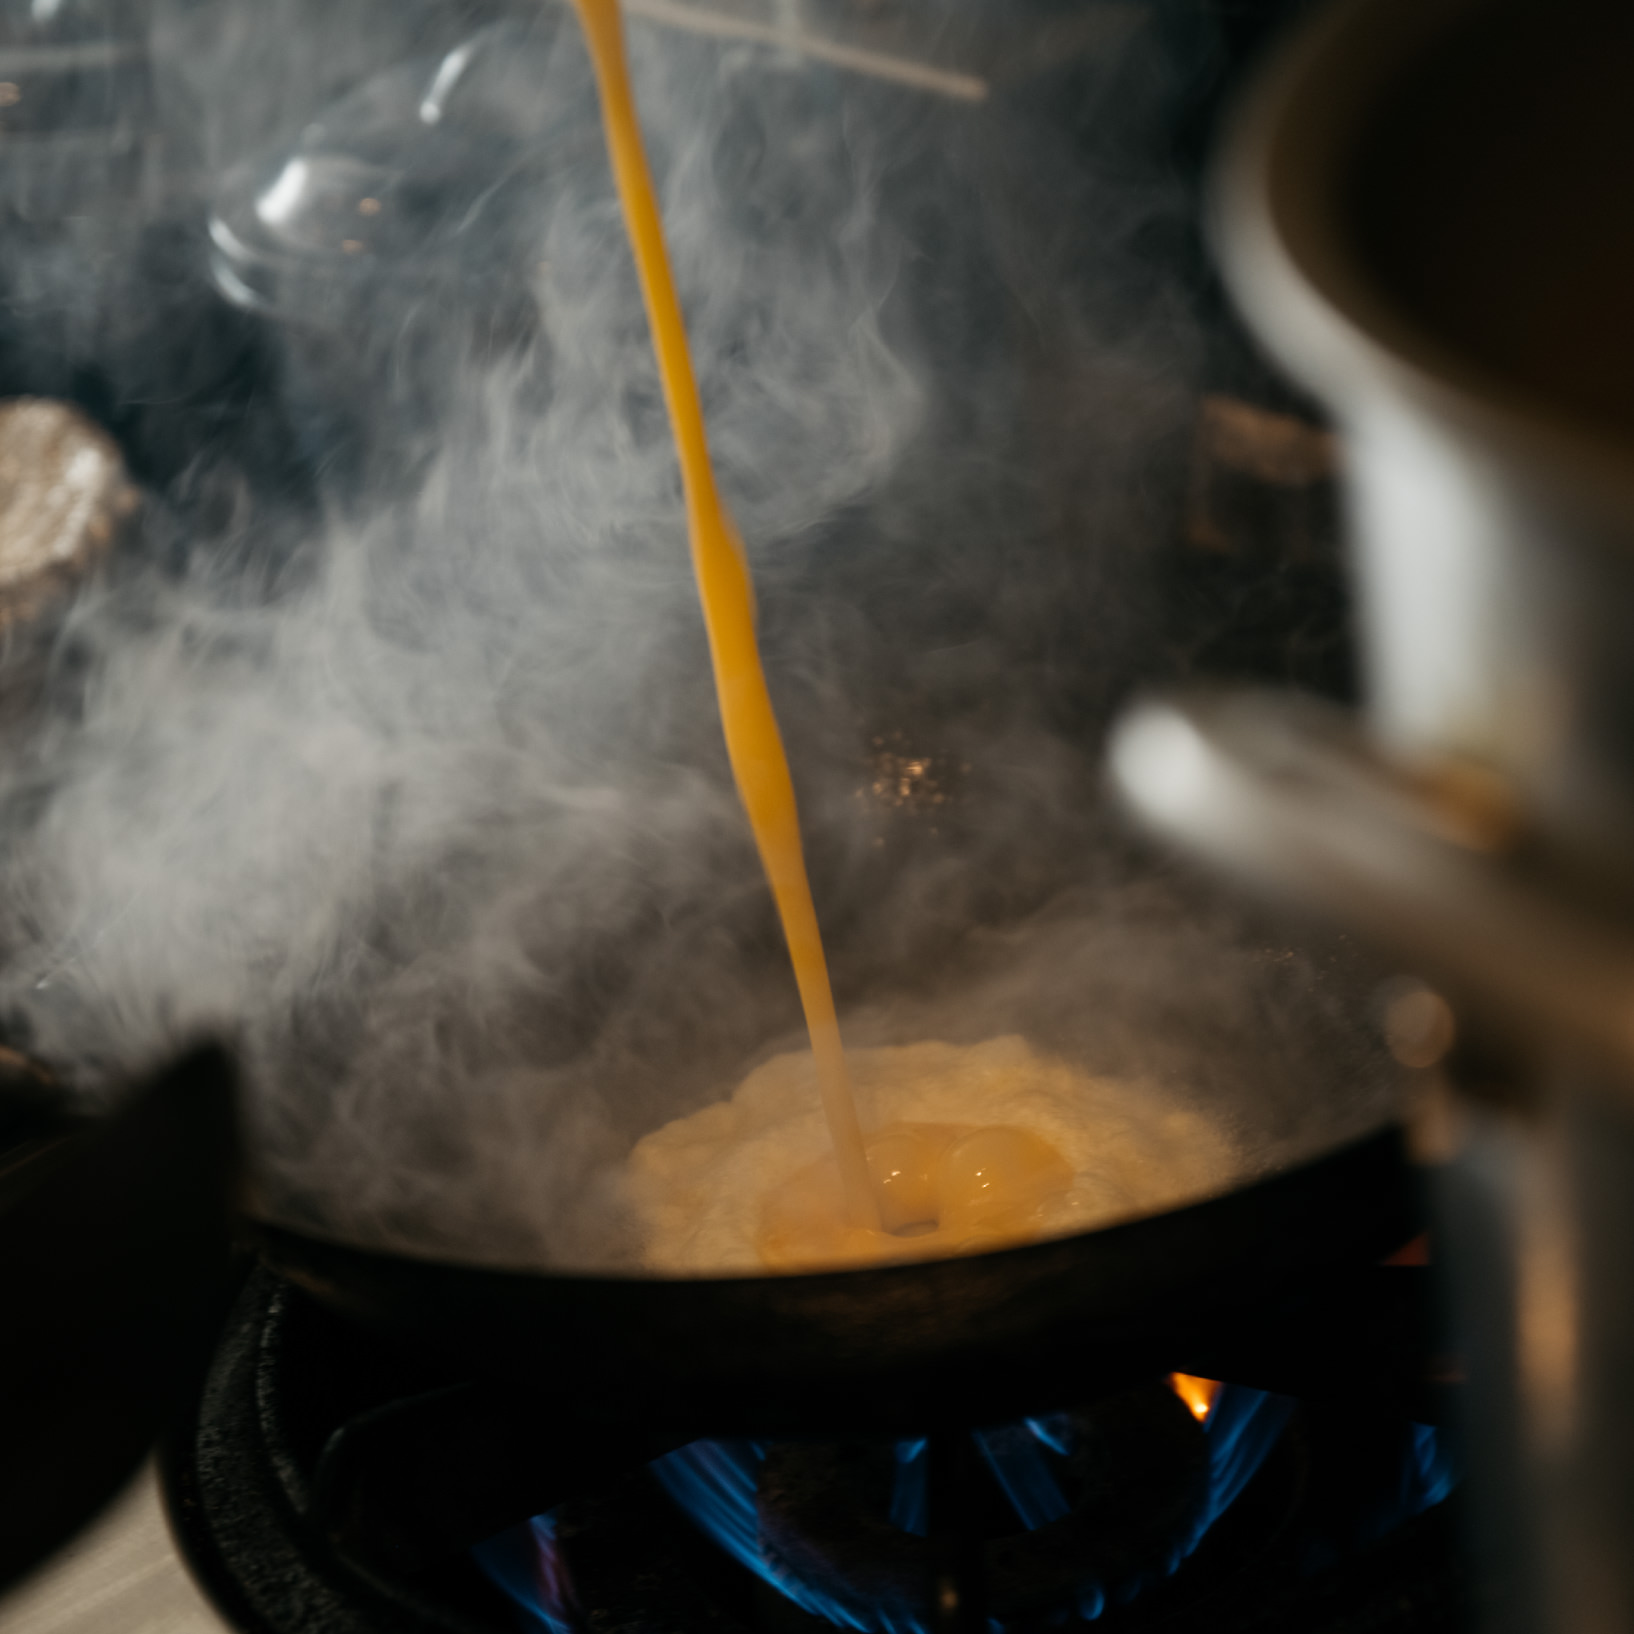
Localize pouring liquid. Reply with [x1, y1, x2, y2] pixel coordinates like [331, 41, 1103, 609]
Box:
[569, 0, 879, 1229]
[572, 2, 1079, 1263]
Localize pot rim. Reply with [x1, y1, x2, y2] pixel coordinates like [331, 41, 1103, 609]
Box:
[1210, 0, 1634, 518]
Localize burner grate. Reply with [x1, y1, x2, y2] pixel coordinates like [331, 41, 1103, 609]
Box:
[165, 1267, 1463, 1634]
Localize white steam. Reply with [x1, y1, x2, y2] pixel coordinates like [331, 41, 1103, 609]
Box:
[0, 4, 1398, 1267]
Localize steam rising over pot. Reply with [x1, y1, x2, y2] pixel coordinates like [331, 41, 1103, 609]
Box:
[0, 1, 1401, 1272]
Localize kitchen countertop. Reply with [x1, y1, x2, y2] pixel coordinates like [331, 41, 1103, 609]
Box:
[0, 1462, 227, 1634]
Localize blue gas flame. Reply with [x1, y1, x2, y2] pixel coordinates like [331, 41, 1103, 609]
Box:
[472, 1513, 573, 1634]
[477, 1389, 1454, 1634]
[635, 1388, 1296, 1632]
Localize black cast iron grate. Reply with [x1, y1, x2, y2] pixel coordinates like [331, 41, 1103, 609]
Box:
[163, 1266, 1466, 1634]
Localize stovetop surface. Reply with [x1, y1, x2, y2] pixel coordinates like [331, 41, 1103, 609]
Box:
[135, 1265, 1468, 1634]
[0, 1463, 227, 1634]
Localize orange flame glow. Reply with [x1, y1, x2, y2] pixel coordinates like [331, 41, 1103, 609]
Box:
[1384, 1234, 1430, 1266]
[1169, 1373, 1223, 1423]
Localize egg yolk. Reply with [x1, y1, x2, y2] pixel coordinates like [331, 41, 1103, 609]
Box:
[757, 1121, 1074, 1271]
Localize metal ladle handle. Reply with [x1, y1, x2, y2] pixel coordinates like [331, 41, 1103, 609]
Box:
[1110, 687, 1634, 1084]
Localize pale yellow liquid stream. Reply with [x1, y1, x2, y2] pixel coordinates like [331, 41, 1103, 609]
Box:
[569, 0, 880, 1230]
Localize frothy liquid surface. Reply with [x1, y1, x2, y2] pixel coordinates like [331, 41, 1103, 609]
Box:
[627, 1039, 1241, 1274]
[759, 1121, 1075, 1270]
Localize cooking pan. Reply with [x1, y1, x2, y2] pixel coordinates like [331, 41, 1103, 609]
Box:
[254, 1122, 1416, 1437]
[235, 857, 1420, 1438]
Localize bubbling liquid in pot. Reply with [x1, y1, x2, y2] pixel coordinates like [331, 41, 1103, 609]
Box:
[759, 1121, 1076, 1270]
[627, 1039, 1241, 1274]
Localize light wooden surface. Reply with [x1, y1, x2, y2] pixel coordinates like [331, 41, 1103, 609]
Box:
[0, 1462, 227, 1634]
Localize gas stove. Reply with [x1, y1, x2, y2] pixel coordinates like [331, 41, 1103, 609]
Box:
[46, 1265, 1454, 1634]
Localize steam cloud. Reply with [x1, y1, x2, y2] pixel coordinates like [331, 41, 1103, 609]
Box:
[0, 2, 1397, 1267]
